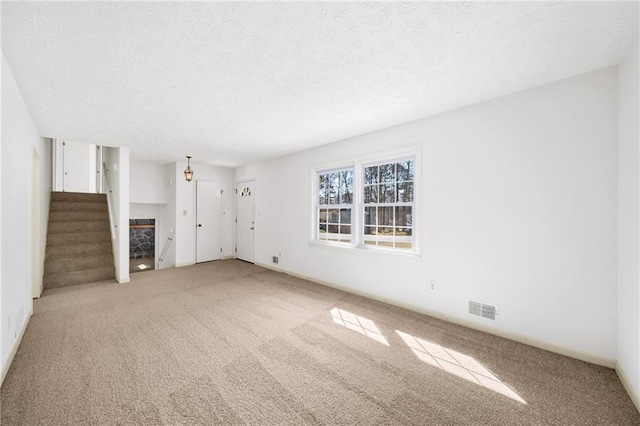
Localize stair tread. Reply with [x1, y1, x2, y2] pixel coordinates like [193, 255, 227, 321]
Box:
[44, 266, 115, 289]
[47, 242, 111, 249]
[47, 231, 111, 246]
[44, 254, 114, 274]
[46, 253, 113, 264]
[48, 230, 110, 234]
[49, 222, 109, 226]
[48, 220, 109, 224]
[47, 248, 112, 257]
[47, 235, 111, 242]
[44, 266, 115, 279]
[50, 200, 107, 203]
[50, 192, 107, 201]
[48, 221, 110, 234]
[51, 200, 106, 203]
[45, 265, 114, 275]
[49, 212, 109, 222]
[50, 209, 108, 214]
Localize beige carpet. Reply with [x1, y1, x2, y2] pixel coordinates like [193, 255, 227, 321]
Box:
[2, 260, 638, 425]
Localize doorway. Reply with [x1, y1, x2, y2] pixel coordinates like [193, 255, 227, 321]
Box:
[57, 140, 97, 193]
[129, 219, 155, 273]
[196, 180, 222, 263]
[236, 180, 255, 263]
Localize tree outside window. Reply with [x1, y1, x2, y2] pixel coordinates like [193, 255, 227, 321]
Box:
[317, 168, 353, 244]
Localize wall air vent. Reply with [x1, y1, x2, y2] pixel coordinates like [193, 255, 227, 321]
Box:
[468, 300, 498, 321]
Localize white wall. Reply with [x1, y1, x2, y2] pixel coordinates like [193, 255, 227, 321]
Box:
[129, 160, 173, 269]
[174, 161, 235, 266]
[164, 163, 177, 268]
[1, 54, 50, 382]
[130, 160, 169, 204]
[236, 67, 619, 364]
[44, 140, 52, 283]
[1, 56, 3, 384]
[617, 40, 640, 403]
[103, 146, 130, 283]
[31, 140, 52, 298]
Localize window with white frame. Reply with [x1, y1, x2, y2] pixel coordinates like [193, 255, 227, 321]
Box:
[313, 153, 416, 253]
[316, 168, 354, 244]
[363, 159, 414, 250]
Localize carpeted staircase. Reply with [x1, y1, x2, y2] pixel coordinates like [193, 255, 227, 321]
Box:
[44, 192, 115, 289]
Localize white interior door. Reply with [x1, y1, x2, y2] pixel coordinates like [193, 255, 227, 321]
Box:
[196, 180, 222, 263]
[63, 140, 96, 193]
[236, 180, 255, 263]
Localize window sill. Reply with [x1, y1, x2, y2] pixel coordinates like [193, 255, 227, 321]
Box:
[310, 240, 421, 259]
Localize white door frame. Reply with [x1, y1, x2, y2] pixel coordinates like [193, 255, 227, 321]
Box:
[235, 180, 256, 263]
[52, 139, 98, 193]
[95, 145, 103, 194]
[196, 180, 223, 263]
[52, 139, 64, 191]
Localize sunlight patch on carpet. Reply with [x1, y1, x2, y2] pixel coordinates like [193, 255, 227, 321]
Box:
[396, 330, 526, 404]
[330, 308, 389, 346]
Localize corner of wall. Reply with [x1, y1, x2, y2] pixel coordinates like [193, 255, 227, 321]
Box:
[1, 52, 41, 384]
[616, 362, 640, 413]
[0, 305, 31, 386]
[0, 55, 3, 387]
[116, 147, 130, 283]
[617, 38, 640, 405]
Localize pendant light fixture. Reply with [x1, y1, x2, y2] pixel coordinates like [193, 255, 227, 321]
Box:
[184, 156, 194, 182]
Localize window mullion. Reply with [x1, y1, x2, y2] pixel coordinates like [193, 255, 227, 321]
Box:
[354, 161, 361, 247]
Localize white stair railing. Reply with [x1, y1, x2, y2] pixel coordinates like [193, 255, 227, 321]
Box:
[158, 229, 174, 264]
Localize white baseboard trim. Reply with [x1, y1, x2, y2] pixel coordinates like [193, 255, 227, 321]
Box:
[175, 261, 196, 268]
[116, 277, 130, 283]
[1, 306, 33, 387]
[256, 262, 616, 369]
[616, 362, 640, 413]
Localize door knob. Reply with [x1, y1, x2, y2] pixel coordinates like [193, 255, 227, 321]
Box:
[198, 224, 202, 227]
[250, 227, 255, 230]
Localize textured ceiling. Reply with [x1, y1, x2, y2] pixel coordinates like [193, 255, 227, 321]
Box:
[2, 2, 638, 167]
